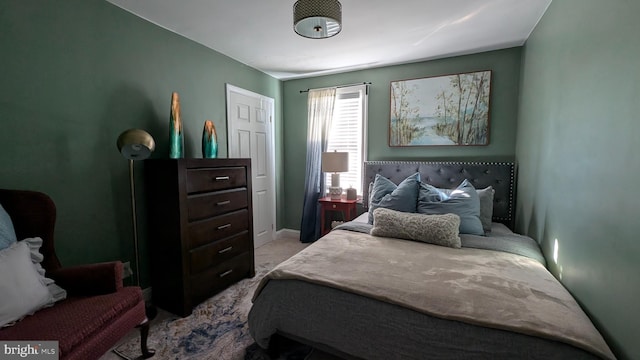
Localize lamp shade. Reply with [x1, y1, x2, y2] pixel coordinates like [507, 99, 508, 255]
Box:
[322, 151, 348, 173]
[293, 0, 342, 39]
[117, 129, 155, 160]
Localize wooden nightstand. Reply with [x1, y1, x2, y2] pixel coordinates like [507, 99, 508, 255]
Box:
[319, 197, 358, 236]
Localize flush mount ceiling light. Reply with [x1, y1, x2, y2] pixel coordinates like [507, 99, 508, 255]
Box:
[293, 0, 342, 39]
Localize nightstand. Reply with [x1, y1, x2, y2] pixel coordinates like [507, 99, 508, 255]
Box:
[319, 197, 358, 236]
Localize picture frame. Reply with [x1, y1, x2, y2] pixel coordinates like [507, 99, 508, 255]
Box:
[389, 70, 492, 146]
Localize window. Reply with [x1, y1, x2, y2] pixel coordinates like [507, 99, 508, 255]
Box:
[325, 85, 368, 195]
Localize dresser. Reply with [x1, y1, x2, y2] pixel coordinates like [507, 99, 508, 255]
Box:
[144, 158, 254, 316]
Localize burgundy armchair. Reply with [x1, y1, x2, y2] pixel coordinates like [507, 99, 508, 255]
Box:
[0, 189, 153, 360]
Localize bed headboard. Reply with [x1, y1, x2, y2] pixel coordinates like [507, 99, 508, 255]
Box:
[363, 161, 516, 229]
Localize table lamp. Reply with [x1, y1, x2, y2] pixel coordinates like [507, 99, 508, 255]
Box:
[322, 151, 348, 200]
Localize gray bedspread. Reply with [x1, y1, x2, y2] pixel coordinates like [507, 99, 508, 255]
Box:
[251, 228, 615, 359]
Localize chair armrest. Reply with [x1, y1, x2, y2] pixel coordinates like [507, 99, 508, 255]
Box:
[48, 261, 124, 296]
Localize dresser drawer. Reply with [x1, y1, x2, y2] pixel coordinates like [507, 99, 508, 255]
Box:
[186, 167, 247, 194]
[189, 252, 252, 305]
[189, 231, 251, 274]
[188, 209, 249, 249]
[187, 188, 248, 222]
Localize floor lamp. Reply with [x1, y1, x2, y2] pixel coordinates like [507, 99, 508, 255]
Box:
[116, 129, 155, 288]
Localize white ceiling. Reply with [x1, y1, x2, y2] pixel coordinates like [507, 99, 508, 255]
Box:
[106, 0, 552, 80]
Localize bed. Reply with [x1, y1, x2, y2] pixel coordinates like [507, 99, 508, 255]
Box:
[248, 161, 615, 359]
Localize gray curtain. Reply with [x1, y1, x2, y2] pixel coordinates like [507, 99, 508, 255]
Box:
[299, 88, 336, 243]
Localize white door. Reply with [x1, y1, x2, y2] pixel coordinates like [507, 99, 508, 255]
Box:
[226, 84, 276, 249]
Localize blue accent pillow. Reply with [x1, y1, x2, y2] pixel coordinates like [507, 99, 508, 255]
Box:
[417, 179, 484, 236]
[368, 172, 420, 224]
[431, 186, 495, 233]
[0, 203, 18, 251]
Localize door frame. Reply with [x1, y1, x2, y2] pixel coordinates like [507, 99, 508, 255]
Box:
[225, 84, 276, 248]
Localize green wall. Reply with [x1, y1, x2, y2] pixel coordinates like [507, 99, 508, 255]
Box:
[516, 1, 639, 358]
[0, 0, 282, 287]
[2, 0, 635, 356]
[282, 47, 522, 229]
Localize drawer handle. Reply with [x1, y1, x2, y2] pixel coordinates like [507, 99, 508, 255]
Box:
[217, 200, 231, 206]
[219, 269, 233, 278]
[218, 246, 233, 254]
[215, 176, 230, 181]
[217, 223, 232, 230]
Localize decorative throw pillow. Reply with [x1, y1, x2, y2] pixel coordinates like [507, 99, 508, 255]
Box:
[0, 241, 53, 327]
[368, 173, 420, 224]
[370, 208, 461, 248]
[0, 203, 17, 251]
[428, 185, 495, 234]
[418, 179, 484, 236]
[23, 237, 67, 303]
[477, 186, 495, 233]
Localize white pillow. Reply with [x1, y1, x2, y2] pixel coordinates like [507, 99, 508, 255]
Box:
[0, 241, 53, 327]
[22, 237, 67, 303]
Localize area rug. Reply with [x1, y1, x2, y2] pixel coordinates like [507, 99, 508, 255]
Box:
[113, 262, 312, 360]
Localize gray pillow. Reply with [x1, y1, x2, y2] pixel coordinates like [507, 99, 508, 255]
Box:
[0, 204, 17, 251]
[370, 208, 461, 248]
[368, 173, 420, 224]
[418, 179, 484, 236]
[477, 186, 495, 233]
[432, 186, 494, 233]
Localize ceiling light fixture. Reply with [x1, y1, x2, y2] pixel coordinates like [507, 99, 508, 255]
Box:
[293, 0, 342, 39]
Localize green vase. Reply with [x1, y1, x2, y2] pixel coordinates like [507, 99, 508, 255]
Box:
[202, 120, 218, 158]
[169, 92, 184, 158]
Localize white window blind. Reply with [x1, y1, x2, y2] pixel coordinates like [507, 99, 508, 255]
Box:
[326, 85, 368, 195]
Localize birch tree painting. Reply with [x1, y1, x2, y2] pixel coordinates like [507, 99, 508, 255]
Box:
[390, 70, 491, 146]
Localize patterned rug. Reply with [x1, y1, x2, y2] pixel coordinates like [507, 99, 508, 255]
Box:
[113, 263, 312, 360]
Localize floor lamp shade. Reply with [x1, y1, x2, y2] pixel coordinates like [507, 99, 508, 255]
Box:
[117, 129, 156, 160]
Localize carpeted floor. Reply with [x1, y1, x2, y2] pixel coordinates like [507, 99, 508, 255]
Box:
[102, 231, 338, 360]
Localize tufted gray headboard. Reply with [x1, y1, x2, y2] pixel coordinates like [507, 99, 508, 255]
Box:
[363, 161, 516, 229]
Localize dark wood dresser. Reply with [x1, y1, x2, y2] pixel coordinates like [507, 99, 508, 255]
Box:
[144, 158, 254, 316]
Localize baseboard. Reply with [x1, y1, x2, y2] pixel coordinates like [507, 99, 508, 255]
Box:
[276, 228, 300, 237]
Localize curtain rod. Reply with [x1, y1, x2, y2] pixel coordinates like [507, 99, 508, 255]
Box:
[299, 82, 372, 93]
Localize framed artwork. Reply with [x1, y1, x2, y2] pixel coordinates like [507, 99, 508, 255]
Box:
[389, 70, 492, 146]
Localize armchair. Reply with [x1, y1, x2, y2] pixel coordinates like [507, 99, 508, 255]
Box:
[0, 189, 153, 360]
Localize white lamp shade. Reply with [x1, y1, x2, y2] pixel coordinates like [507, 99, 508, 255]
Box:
[322, 151, 348, 173]
[117, 129, 155, 160]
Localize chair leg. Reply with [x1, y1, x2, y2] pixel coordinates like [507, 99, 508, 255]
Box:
[138, 319, 155, 358]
